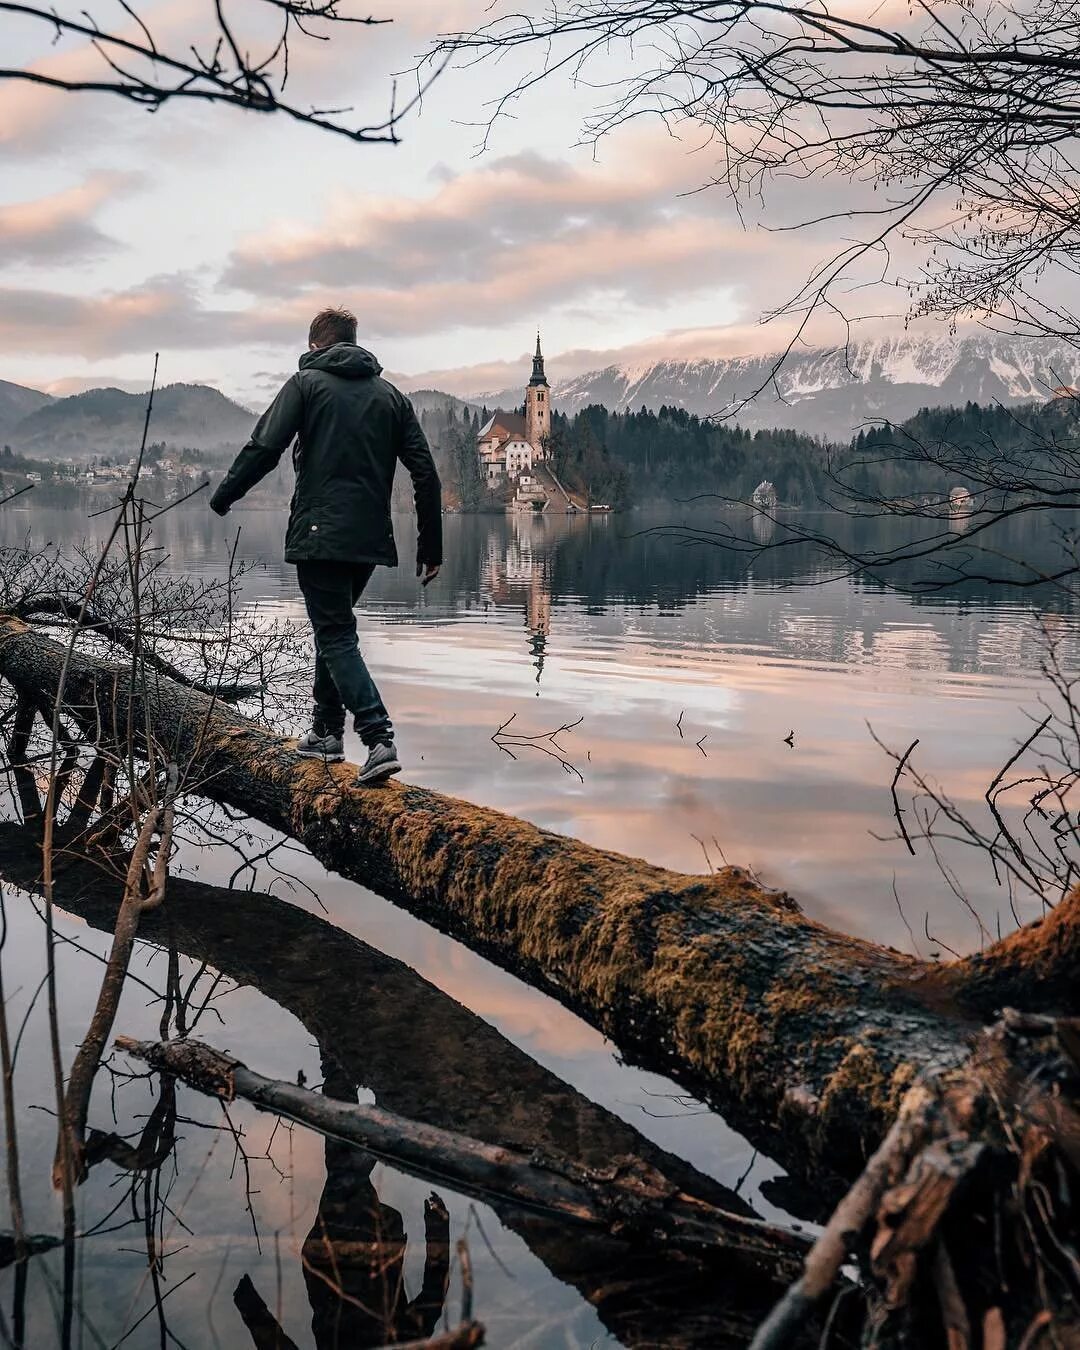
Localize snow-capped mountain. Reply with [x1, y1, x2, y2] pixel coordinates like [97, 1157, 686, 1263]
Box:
[489, 333, 1080, 440]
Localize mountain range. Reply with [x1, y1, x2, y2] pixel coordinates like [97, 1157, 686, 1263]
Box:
[5, 332, 1079, 455]
[5, 383, 257, 457]
[0, 381, 477, 459]
[482, 333, 1080, 439]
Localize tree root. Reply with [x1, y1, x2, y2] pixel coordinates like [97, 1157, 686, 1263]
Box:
[753, 1011, 1080, 1347]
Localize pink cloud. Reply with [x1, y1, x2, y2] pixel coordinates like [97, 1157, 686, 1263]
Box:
[0, 275, 233, 356]
[222, 134, 812, 338]
[0, 173, 137, 262]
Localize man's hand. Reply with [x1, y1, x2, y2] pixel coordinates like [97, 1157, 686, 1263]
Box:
[417, 561, 441, 587]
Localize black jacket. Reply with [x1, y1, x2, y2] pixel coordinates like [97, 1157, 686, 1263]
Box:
[210, 344, 442, 567]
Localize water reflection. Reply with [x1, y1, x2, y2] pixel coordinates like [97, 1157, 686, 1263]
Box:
[0, 501, 1071, 959]
[0, 810, 803, 1348]
[0, 501, 1076, 1346]
[480, 515, 553, 687]
[236, 1058, 451, 1350]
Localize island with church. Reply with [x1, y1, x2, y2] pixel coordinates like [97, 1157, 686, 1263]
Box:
[474, 336, 595, 514]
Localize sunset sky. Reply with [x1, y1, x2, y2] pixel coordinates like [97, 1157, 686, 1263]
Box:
[2, 0, 906, 406]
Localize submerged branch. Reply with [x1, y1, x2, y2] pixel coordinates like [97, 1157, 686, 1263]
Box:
[115, 1035, 811, 1280]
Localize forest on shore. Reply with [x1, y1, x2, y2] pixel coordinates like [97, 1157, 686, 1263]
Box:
[4, 390, 1074, 517]
[419, 392, 1080, 512]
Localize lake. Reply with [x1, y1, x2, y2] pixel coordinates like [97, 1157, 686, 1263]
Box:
[0, 499, 1073, 1348]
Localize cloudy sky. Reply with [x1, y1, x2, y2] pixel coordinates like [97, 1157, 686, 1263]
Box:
[2, 0, 904, 406]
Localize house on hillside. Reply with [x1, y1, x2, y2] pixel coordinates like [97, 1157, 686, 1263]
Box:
[477, 335, 552, 484]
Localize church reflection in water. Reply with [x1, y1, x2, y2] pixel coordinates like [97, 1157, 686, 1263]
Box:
[479, 511, 579, 688]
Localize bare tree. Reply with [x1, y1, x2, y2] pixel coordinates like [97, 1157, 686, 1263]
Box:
[4, 0, 438, 143]
[431, 0, 1080, 354]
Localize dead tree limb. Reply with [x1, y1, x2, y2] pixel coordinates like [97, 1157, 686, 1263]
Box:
[13, 598, 262, 701]
[0, 1231, 62, 1266]
[53, 762, 177, 1187]
[115, 1035, 811, 1282]
[0, 615, 1072, 1187]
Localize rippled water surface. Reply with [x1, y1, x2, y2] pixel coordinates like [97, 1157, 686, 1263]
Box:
[0, 501, 1074, 1348]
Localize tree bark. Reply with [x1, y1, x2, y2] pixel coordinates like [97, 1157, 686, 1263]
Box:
[752, 1012, 1080, 1348]
[0, 614, 1070, 1187]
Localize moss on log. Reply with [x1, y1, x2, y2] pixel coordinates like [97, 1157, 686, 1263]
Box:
[0, 614, 1070, 1187]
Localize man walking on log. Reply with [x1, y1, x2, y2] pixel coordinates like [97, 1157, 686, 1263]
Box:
[210, 307, 442, 785]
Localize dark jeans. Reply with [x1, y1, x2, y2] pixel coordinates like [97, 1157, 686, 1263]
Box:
[296, 561, 392, 747]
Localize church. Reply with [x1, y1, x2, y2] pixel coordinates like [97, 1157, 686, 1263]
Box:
[476, 335, 551, 484]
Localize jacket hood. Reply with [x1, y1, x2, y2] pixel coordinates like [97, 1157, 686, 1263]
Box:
[299, 342, 382, 380]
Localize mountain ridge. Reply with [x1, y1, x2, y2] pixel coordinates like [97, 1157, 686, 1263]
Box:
[8, 331, 1080, 456]
[9, 382, 256, 456]
[478, 333, 1080, 440]
[0, 379, 54, 441]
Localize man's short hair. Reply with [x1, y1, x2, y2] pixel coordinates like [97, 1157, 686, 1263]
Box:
[308, 307, 357, 349]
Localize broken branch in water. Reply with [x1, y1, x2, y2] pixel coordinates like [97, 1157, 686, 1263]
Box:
[13, 597, 262, 701]
[114, 1035, 811, 1281]
[491, 712, 585, 781]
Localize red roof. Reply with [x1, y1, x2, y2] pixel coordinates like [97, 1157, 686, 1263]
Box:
[478, 411, 527, 445]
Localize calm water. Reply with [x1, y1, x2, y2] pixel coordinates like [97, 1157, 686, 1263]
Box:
[0, 500, 1074, 1348]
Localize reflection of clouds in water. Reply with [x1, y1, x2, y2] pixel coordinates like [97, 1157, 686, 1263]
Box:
[4, 506, 1074, 959]
[217, 510, 1071, 966]
[418, 946, 607, 1060]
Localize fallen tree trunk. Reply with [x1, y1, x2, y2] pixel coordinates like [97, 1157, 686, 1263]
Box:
[0, 614, 1072, 1186]
[115, 1035, 810, 1280]
[1, 821, 803, 1347]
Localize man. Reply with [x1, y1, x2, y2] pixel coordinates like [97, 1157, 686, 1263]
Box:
[210, 307, 442, 785]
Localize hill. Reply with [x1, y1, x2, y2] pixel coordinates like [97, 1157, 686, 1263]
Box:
[10, 383, 255, 457]
[405, 388, 480, 419]
[0, 380, 53, 441]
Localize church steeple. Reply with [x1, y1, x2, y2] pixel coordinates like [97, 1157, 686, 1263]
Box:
[529, 332, 548, 387]
[524, 331, 551, 453]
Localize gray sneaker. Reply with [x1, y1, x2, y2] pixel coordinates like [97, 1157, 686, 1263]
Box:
[296, 730, 345, 763]
[356, 740, 401, 785]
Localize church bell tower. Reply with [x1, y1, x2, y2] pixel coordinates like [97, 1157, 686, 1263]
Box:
[524, 333, 550, 456]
